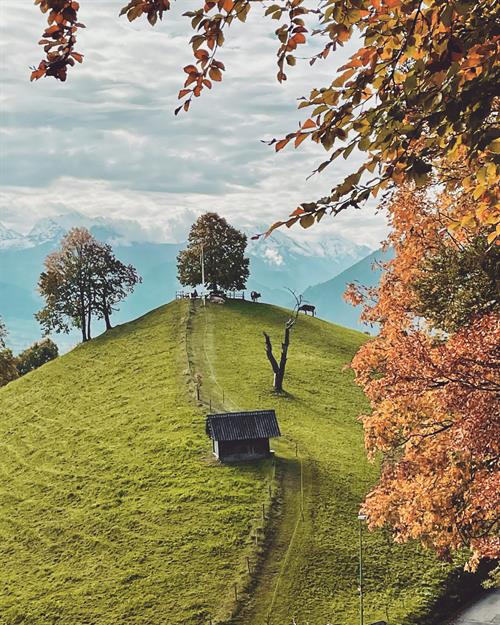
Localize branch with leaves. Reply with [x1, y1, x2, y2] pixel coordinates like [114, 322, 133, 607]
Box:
[31, 0, 500, 240]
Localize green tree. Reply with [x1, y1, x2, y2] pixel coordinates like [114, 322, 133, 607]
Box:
[0, 317, 19, 387]
[36, 228, 141, 342]
[413, 234, 499, 332]
[177, 213, 249, 292]
[16, 338, 59, 376]
[88, 239, 142, 331]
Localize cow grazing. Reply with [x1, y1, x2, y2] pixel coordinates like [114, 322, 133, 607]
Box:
[299, 304, 316, 317]
[251, 291, 262, 302]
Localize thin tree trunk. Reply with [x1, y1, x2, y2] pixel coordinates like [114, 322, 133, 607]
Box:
[103, 295, 112, 330]
[275, 326, 290, 392]
[79, 289, 87, 342]
[87, 302, 92, 340]
[264, 331, 286, 392]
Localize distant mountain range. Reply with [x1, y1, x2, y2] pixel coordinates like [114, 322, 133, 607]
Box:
[303, 248, 394, 331]
[0, 212, 385, 351]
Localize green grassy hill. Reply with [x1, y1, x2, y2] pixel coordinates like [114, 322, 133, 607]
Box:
[0, 300, 450, 625]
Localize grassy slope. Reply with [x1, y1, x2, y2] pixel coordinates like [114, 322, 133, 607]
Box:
[194, 300, 451, 625]
[0, 302, 273, 625]
[0, 299, 451, 625]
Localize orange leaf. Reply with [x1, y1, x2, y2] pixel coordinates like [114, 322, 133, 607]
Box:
[295, 132, 308, 148]
[275, 138, 290, 152]
[302, 118, 316, 130]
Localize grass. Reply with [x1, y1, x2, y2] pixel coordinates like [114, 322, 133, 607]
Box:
[0, 302, 273, 625]
[0, 299, 452, 625]
[190, 300, 453, 625]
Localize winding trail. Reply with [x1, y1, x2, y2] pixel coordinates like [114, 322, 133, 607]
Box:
[186, 301, 308, 624]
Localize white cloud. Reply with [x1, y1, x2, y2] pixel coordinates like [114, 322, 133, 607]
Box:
[0, 0, 388, 250]
[263, 248, 284, 267]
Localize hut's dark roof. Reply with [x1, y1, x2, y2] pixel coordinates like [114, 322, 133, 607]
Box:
[206, 410, 281, 442]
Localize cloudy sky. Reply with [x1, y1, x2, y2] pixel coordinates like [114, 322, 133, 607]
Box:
[0, 1, 388, 249]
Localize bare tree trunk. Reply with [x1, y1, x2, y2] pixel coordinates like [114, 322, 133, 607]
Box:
[79, 290, 87, 342]
[262, 289, 301, 393]
[103, 295, 112, 330]
[263, 330, 290, 393]
[87, 303, 92, 340]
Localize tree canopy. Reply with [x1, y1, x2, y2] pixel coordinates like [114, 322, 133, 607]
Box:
[31, 0, 499, 240]
[36, 228, 141, 342]
[346, 181, 499, 571]
[177, 212, 249, 292]
[16, 338, 59, 377]
[0, 317, 19, 388]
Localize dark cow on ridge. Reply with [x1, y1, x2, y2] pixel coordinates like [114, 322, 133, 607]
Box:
[251, 291, 262, 302]
[299, 304, 316, 317]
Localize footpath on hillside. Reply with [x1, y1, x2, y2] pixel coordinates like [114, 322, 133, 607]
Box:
[185, 300, 309, 625]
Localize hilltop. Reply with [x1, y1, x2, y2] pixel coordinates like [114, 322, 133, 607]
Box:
[0, 300, 451, 625]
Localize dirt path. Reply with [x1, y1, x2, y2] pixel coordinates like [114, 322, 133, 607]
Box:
[186, 301, 308, 625]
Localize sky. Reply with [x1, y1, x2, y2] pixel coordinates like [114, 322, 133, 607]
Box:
[0, 1, 389, 249]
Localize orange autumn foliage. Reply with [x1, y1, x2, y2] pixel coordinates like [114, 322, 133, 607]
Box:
[347, 185, 500, 569]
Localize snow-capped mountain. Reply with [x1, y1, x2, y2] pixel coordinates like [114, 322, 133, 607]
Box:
[0, 212, 379, 351]
[0, 223, 31, 250]
[26, 218, 67, 247]
[246, 228, 372, 293]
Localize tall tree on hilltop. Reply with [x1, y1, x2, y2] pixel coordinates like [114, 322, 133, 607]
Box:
[345, 178, 500, 573]
[36, 228, 94, 342]
[88, 239, 142, 331]
[31, 1, 498, 243]
[36, 228, 141, 342]
[177, 213, 249, 293]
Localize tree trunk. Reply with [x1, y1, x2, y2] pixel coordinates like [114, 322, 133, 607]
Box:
[87, 304, 92, 340]
[276, 326, 290, 391]
[79, 289, 87, 342]
[103, 296, 112, 330]
[263, 330, 289, 393]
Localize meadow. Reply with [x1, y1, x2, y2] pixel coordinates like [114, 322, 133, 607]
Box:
[0, 299, 452, 625]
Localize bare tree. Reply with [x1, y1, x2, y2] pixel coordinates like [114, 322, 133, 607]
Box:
[263, 290, 303, 393]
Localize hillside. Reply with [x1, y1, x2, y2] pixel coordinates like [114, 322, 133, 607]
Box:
[0, 301, 451, 625]
[0, 215, 372, 352]
[304, 248, 394, 332]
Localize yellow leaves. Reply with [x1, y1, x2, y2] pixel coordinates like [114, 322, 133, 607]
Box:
[333, 68, 356, 87]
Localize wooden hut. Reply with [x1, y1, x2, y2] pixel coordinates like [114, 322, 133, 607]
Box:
[205, 410, 281, 462]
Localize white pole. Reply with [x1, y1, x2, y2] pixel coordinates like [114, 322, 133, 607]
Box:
[358, 513, 367, 625]
[200, 243, 205, 306]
